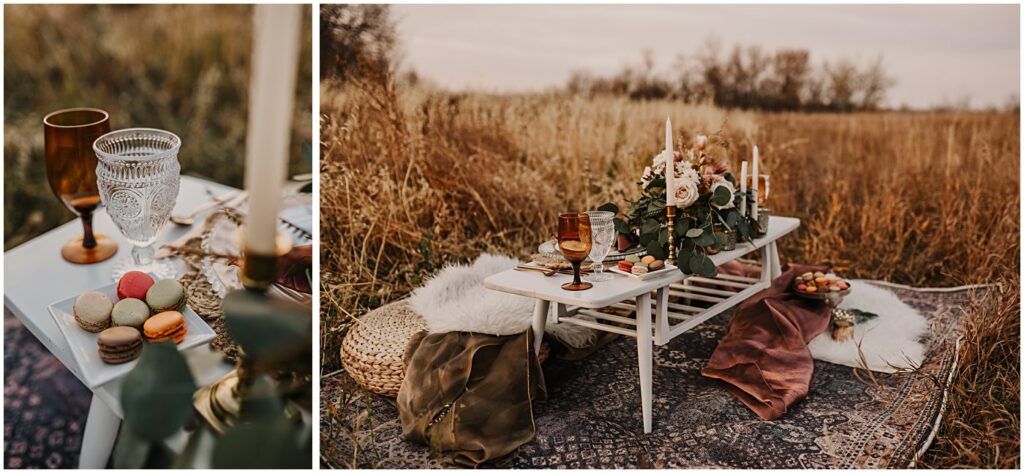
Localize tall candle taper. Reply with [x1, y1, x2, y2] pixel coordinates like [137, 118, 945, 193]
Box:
[664, 117, 675, 206]
[664, 117, 676, 264]
[751, 146, 759, 221]
[739, 161, 748, 217]
[241, 4, 302, 290]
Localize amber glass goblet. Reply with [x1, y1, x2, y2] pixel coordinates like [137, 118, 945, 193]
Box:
[43, 108, 118, 264]
[557, 212, 593, 291]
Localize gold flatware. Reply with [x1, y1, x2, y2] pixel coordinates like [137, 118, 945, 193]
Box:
[515, 265, 557, 277]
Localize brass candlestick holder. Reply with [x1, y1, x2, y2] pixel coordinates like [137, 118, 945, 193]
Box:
[666, 205, 677, 265]
[193, 246, 280, 433]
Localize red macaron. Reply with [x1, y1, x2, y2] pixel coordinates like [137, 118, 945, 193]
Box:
[117, 271, 155, 300]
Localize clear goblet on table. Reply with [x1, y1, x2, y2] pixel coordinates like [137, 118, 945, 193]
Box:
[586, 210, 616, 282]
[94, 128, 182, 280]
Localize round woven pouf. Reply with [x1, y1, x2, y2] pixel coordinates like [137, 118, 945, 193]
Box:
[341, 300, 427, 397]
[341, 299, 553, 398]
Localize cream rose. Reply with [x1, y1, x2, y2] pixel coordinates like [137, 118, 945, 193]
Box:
[673, 177, 700, 208]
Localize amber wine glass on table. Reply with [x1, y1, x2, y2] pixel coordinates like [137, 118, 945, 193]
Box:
[43, 108, 118, 263]
[557, 212, 593, 291]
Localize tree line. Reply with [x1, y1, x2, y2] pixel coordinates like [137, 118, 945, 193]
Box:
[567, 41, 894, 112]
[322, 6, 897, 112]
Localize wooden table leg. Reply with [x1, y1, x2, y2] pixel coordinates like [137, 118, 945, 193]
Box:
[635, 292, 653, 433]
[78, 395, 121, 468]
[653, 287, 670, 346]
[532, 299, 550, 357]
[768, 241, 783, 280]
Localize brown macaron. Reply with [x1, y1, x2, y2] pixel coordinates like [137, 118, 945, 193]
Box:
[143, 311, 187, 344]
[97, 326, 143, 364]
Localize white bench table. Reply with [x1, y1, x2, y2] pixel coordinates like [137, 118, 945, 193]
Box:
[484, 216, 800, 433]
[4, 176, 237, 468]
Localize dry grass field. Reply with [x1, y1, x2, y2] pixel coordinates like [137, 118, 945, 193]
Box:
[321, 72, 1019, 468]
[4, 4, 313, 249]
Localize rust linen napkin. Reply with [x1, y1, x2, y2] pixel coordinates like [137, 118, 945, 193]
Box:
[702, 264, 830, 420]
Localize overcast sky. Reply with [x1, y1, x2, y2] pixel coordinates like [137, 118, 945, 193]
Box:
[393, 4, 1019, 109]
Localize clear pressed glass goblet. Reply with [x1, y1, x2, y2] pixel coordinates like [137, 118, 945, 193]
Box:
[585, 210, 616, 282]
[94, 128, 181, 280]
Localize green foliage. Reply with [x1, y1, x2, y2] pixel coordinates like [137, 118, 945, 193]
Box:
[113, 290, 311, 467]
[212, 418, 311, 469]
[601, 173, 758, 277]
[121, 342, 198, 441]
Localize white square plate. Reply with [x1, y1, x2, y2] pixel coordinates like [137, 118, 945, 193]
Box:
[47, 274, 216, 389]
[608, 263, 679, 280]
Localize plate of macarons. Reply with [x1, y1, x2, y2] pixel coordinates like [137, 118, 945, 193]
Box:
[608, 255, 678, 280]
[46, 271, 216, 389]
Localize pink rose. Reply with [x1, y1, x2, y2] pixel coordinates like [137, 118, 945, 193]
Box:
[673, 178, 700, 208]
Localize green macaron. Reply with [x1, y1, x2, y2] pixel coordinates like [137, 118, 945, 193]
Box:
[112, 298, 150, 329]
[145, 279, 187, 313]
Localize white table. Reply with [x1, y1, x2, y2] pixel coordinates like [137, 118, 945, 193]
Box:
[4, 176, 236, 468]
[484, 216, 800, 433]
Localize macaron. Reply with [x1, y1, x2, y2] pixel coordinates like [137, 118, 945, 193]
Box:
[618, 260, 634, 272]
[112, 298, 150, 329]
[73, 291, 113, 333]
[145, 279, 187, 313]
[648, 260, 665, 271]
[97, 326, 143, 364]
[143, 311, 187, 344]
[640, 255, 656, 264]
[117, 271, 155, 300]
[631, 265, 649, 275]
[625, 255, 640, 263]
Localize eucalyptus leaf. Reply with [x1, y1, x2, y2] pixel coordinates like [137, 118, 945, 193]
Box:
[726, 211, 739, 227]
[212, 419, 310, 469]
[712, 186, 731, 206]
[674, 218, 690, 237]
[120, 342, 197, 442]
[685, 228, 703, 238]
[223, 290, 311, 365]
[641, 218, 661, 236]
[113, 425, 151, 469]
[597, 202, 619, 215]
[659, 227, 668, 245]
[240, 375, 286, 421]
[613, 218, 630, 234]
[737, 219, 752, 238]
[689, 253, 716, 277]
[696, 230, 717, 247]
[645, 240, 667, 260]
[714, 232, 727, 245]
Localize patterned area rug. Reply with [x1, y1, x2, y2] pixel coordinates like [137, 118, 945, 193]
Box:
[321, 282, 975, 468]
[4, 312, 90, 469]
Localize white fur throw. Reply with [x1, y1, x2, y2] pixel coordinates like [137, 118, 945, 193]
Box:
[808, 280, 927, 373]
[410, 254, 597, 348]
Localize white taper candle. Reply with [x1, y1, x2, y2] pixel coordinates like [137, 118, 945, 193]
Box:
[664, 116, 675, 206]
[739, 161, 748, 217]
[243, 4, 302, 255]
[751, 145, 759, 220]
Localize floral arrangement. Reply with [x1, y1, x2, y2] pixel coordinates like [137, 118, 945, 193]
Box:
[602, 135, 755, 278]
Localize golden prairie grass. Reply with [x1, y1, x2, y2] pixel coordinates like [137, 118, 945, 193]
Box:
[3, 4, 313, 248]
[320, 75, 1019, 468]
